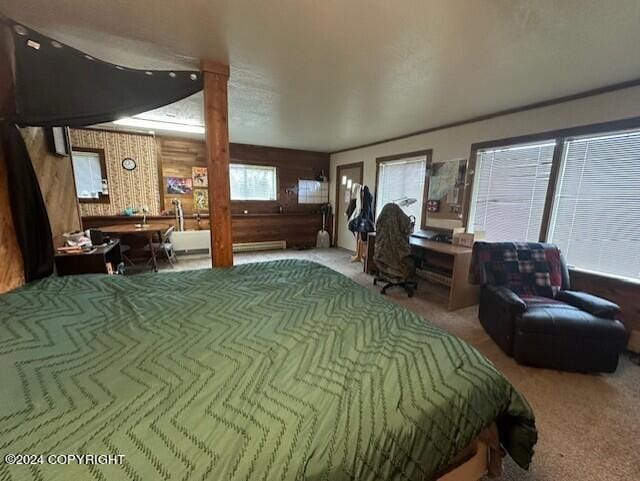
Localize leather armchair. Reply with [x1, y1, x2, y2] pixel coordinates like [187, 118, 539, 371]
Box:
[471, 242, 628, 373]
[479, 285, 526, 356]
[555, 290, 620, 319]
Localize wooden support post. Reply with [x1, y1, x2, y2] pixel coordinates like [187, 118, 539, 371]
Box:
[201, 60, 233, 267]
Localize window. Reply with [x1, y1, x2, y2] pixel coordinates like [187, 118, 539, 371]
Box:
[71, 148, 109, 203]
[549, 129, 640, 280]
[376, 155, 428, 222]
[469, 141, 555, 241]
[230, 164, 277, 201]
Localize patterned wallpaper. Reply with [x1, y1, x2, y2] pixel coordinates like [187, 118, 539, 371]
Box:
[70, 129, 160, 216]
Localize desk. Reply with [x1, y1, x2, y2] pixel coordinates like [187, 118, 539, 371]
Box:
[99, 223, 170, 272]
[55, 240, 122, 276]
[365, 233, 479, 310]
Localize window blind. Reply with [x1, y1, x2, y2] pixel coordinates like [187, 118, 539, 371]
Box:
[230, 164, 277, 201]
[376, 156, 427, 221]
[470, 141, 555, 241]
[549, 130, 640, 280]
[72, 151, 104, 199]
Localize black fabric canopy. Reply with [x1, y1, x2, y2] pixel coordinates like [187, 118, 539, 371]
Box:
[0, 14, 204, 283]
[1, 15, 203, 127]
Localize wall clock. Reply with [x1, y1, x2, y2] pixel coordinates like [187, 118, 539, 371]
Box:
[122, 157, 137, 171]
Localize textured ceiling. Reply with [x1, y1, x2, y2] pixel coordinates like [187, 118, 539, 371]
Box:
[3, 0, 640, 152]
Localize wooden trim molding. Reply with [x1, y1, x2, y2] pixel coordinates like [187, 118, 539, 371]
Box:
[462, 115, 640, 230]
[330, 78, 640, 154]
[470, 115, 640, 152]
[538, 138, 565, 242]
[461, 145, 478, 230]
[78, 126, 155, 138]
[71, 147, 110, 204]
[372, 149, 432, 228]
[334, 161, 363, 247]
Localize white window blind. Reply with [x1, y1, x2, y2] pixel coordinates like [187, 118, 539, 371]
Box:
[470, 141, 555, 241]
[72, 151, 105, 199]
[376, 156, 427, 221]
[549, 130, 640, 280]
[230, 164, 277, 201]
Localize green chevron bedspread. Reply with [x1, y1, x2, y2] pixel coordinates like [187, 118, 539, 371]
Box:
[0, 259, 536, 481]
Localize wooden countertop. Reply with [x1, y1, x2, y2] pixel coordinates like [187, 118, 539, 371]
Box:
[409, 237, 473, 255]
[368, 232, 472, 255]
[82, 213, 321, 221]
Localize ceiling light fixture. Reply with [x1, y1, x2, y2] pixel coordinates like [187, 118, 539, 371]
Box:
[113, 117, 205, 134]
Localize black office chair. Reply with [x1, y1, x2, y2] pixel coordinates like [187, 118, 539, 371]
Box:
[373, 203, 417, 297]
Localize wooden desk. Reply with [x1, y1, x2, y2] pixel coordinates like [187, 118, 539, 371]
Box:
[55, 240, 122, 276]
[410, 237, 479, 310]
[365, 233, 479, 310]
[99, 223, 170, 272]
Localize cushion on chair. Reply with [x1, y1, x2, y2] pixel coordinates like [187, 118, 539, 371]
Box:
[517, 303, 628, 342]
[470, 242, 564, 297]
[520, 295, 565, 308]
[555, 290, 620, 319]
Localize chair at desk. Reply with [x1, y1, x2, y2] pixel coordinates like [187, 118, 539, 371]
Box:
[373, 203, 418, 297]
[144, 225, 177, 267]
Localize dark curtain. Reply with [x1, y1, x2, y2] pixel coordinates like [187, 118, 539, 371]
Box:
[0, 15, 204, 283]
[1, 16, 203, 127]
[0, 123, 54, 281]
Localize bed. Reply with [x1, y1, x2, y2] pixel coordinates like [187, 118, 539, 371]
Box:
[0, 259, 536, 480]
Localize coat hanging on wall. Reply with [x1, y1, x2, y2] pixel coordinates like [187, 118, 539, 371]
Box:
[0, 14, 204, 283]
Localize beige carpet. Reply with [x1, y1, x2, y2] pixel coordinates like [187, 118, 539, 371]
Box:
[164, 248, 640, 481]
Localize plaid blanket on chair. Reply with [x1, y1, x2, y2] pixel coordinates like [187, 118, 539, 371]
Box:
[469, 241, 564, 297]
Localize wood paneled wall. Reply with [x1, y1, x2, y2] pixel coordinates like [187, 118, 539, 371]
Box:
[157, 136, 330, 215]
[570, 269, 640, 351]
[78, 134, 331, 248]
[22, 128, 82, 247]
[152, 136, 332, 248]
[157, 137, 207, 214]
[229, 143, 330, 215]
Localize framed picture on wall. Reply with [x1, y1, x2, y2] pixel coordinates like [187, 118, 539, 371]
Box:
[194, 188, 209, 210]
[166, 177, 193, 194]
[192, 166, 208, 188]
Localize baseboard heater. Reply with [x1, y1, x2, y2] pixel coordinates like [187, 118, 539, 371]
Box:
[233, 240, 286, 252]
[170, 231, 286, 254]
[171, 230, 211, 254]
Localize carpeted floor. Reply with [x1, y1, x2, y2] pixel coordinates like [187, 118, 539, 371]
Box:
[163, 248, 640, 481]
